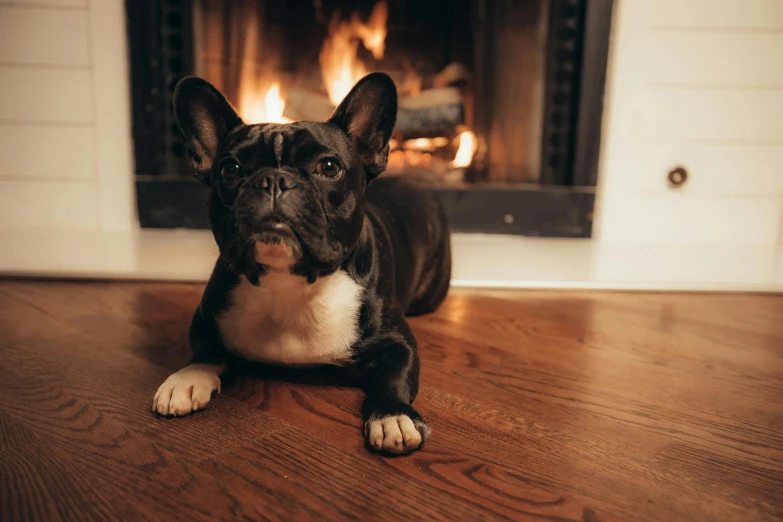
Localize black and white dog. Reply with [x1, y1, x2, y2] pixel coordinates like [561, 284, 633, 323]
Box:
[152, 73, 451, 454]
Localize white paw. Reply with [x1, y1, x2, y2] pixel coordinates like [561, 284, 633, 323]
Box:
[364, 415, 431, 454]
[152, 364, 223, 416]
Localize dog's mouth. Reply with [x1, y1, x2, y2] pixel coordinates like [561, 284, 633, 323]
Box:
[223, 212, 338, 285]
[250, 221, 303, 270]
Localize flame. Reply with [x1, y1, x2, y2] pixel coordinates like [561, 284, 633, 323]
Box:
[240, 82, 291, 124]
[319, 1, 388, 106]
[237, 10, 291, 124]
[450, 130, 478, 168]
[228, 0, 479, 174]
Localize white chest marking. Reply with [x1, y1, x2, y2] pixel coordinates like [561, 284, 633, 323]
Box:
[218, 270, 362, 367]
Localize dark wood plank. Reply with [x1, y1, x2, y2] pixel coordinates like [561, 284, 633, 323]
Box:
[0, 280, 782, 521]
[0, 411, 148, 522]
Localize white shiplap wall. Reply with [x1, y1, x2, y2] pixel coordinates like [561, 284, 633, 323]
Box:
[0, 0, 135, 231]
[595, 0, 783, 246]
[0, 0, 780, 246]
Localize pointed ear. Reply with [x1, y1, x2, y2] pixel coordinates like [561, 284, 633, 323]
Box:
[174, 77, 243, 184]
[328, 72, 397, 180]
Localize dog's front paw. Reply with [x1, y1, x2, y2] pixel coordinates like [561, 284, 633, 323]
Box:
[364, 414, 431, 454]
[152, 364, 222, 416]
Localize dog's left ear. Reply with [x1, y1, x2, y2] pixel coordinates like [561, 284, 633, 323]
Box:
[328, 72, 397, 181]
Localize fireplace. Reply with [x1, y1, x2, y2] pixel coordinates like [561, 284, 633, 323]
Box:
[127, 0, 612, 236]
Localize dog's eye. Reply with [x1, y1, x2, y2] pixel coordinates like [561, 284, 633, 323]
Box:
[315, 158, 343, 179]
[221, 161, 241, 180]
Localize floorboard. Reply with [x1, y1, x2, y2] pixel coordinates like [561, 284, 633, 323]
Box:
[0, 281, 781, 521]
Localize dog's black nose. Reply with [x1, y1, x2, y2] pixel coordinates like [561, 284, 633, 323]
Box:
[260, 172, 298, 199]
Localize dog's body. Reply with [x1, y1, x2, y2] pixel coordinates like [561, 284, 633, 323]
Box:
[153, 73, 450, 454]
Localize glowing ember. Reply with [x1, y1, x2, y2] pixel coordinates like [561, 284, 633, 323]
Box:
[319, 1, 388, 106]
[403, 137, 449, 151]
[450, 130, 478, 168]
[388, 150, 405, 170]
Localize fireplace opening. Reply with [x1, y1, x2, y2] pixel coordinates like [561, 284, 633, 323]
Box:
[191, 0, 539, 185]
[127, 0, 613, 236]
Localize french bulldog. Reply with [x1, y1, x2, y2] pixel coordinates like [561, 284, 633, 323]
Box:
[152, 72, 451, 454]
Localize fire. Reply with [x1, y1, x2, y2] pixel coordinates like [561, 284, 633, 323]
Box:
[240, 82, 291, 124]
[263, 84, 287, 123]
[237, 9, 290, 124]
[229, 0, 478, 171]
[319, 1, 388, 106]
[450, 130, 478, 168]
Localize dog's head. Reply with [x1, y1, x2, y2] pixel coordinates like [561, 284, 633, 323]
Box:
[174, 73, 397, 284]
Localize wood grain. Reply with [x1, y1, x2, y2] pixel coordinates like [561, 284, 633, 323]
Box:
[0, 280, 781, 521]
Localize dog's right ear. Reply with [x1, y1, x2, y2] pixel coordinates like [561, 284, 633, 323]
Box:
[173, 77, 243, 184]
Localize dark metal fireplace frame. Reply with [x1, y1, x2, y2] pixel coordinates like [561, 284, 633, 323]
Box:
[126, 0, 613, 237]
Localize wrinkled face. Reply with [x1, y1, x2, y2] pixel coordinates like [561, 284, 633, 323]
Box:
[209, 122, 367, 282]
[174, 73, 397, 284]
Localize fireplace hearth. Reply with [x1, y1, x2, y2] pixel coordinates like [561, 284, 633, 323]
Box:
[127, 0, 612, 236]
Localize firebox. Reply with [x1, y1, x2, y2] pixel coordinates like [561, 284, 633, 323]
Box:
[126, 0, 613, 236]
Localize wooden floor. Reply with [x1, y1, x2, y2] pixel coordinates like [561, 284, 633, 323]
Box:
[0, 281, 781, 521]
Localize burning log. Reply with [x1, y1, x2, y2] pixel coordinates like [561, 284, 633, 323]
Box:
[397, 87, 463, 138]
[427, 62, 471, 90]
[283, 86, 463, 137]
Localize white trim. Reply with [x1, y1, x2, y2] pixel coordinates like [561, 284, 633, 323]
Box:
[0, 230, 781, 293]
[86, 0, 137, 231]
